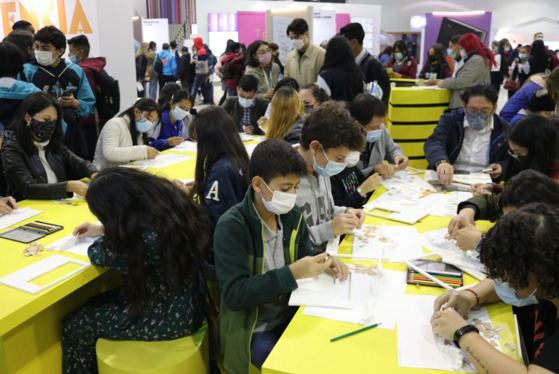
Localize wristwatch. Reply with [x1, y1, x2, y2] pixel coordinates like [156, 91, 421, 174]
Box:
[435, 160, 449, 168]
[453, 324, 479, 347]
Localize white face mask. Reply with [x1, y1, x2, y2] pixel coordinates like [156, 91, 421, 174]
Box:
[35, 50, 57, 67]
[345, 151, 361, 168]
[261, 180, 297, 215]
[171, 105, 188, 121]
[291, 38, 305, 51]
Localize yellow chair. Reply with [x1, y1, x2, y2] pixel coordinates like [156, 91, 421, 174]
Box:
[96, 320, 209, 374]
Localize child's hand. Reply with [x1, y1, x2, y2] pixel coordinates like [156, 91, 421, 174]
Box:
[373, 163, 396, 177]
[330, 213, 360, 236]
[360, 173, 381, 194]
[431, 308, 469, 342]
[393, 155, 409, 170]
[325, 256, 349, 281]
[167, 137, 184, 146]
[73, 222, 104, 239]
[345, 208, 365, 228]
[289, 253, 332, 279]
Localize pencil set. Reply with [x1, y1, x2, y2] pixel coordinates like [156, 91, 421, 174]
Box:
[406, 259, 463, 288]
[0, 221, 63, 243]
[21, 221, 63, 234]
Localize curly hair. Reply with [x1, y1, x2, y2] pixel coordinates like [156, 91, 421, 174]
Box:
[499, 169, 559, 210]
[86, 167, 210, 315]
[480, 203, 559, 298]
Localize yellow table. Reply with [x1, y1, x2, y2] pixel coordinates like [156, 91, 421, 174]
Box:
[262, 185, 520, 374]
[0, 149, 197, 374]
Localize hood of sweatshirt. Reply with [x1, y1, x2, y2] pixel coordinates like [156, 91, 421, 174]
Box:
[193, 37, 207, 56]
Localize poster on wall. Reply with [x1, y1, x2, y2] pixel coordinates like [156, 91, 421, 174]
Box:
[237, 11, 266, 48]
[141, 18, 169, 54]
[312, 10, 335, 47]
[351, 16, 374, 53]
[272, 15, 295, 65]
[0, 0, 100, 56]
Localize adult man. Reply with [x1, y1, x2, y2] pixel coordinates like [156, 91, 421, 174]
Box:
[448, 34, 464, 74]
[221, 75, 268, 135]
[154, 43, 177, 93]
[24, 26, 95, 159]
[534, 32, 544, 41]
[176, 46, 194, 92]
[67, 35, 108, 161]
[146, 41, 157, 100]
[424, 83, 509, 185]
[284, 18, 325, 87]
[339, 22, 390, 105]
[12, 20, 34, 34]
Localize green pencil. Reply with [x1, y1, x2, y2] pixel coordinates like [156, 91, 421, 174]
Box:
[330, 323, 381, 342]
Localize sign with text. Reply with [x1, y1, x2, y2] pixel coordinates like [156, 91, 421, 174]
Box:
[237, 11, 266, 47]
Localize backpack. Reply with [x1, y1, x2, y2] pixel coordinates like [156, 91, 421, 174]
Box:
[94, 70, 120, 120]
[220, 60, 234, 80]
[154, 55, 163, 76]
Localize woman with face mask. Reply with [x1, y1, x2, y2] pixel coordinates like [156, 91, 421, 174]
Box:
[419, 43, 453, 80]
[147, 85, 193, 151]
[265, 87, 305, 145]
[490, 38, 511, 93]
[2, 92, 97, 201]
[433, 203, 559, 374]
[92, 98, 160, 169]
[244, 40, 280, 100]
[385, 40, 418, 79]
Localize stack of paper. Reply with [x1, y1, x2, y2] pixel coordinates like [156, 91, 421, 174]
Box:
[132, 153, 194, 169]
[172, 140, 198, 153]
[0, 207, 43, 231]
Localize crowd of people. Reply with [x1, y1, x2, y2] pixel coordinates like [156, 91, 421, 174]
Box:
[1, 17, 559, 374]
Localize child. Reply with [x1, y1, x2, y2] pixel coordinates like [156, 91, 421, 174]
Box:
[148, 86, 193, 151]
[296, 101, 366, 250]
[62, 167, 208, 373]
[214, 139, 349, 373]
[351, 94, 409, 178]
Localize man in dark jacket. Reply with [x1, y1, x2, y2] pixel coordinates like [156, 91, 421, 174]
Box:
[340, 23, 391, 105]
[221, 75, 268, 135]
[177, 46, 194, 92]
[424, 82, 510, 185]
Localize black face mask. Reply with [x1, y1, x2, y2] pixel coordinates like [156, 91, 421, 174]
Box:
[305, 105, 314, 113]
[428, 55, 437, 63]
[28, 118, 56, 141]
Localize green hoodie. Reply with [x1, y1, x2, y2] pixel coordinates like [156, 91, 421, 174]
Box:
[214, 186, 319, 374]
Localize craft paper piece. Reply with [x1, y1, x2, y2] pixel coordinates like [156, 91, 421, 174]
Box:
[420, 228, 486, 280]
[0, 207, 43, 231]
[52, 193, 84, 203]
[0, 254, 91, 294]
[172, 140, 198, 153]
[429, 192, 474, 218]
[290, 272, 353, 309]
[132, 153, 194, 169]
[303, 267, 407, 330]
[397, 295, 509, 372]
[381, 171, 435, 193]
[351, 225, 423, 262]
[238, 133, 265, 142]
[46, 234, 98, 257]
[425, 169, 492, 186]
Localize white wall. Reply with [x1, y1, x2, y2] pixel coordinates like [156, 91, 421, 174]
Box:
[96, 0, 137, 112]
[195, 1, 382, 55]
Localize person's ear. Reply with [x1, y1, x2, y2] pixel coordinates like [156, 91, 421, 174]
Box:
[24, 113, 31, 124]
[309, 140, 321, 155]
[252, 176, 264, 193]
[305, 31, 310, 40]
[57, 47, 65, 58]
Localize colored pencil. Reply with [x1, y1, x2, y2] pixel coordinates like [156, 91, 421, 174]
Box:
[330, 323, 381, 342]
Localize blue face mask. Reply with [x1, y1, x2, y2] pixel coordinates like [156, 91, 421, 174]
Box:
[171, 105, 188, 121]
[313, 145, 346, 177]
[504, 46, 511, 53]
[466, 112, 492, 131]
[394, 52, 403, 61]
[493, 279, 538, 307]
[447, 49, 456, 59]
[366, 129, 382, 143]
[136, 115, 153, 133]
[238, 97, 254, 109]
[69, 54, 81, 64]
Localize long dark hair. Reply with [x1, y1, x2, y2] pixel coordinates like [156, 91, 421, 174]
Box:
[157, 83, 181, 111]
[320, 36, 363, 100]
[86, 167, 209, 315]
[503, 114, 559, 181]
[119, 98, 158, 145]
[188, 106, 250, 204]
[11, 91, 65, 155]
[430, 43, 447, 66]
[497, 38, 510, 77]
[245, 40, 270, 68]
[530, 39, 549, 74]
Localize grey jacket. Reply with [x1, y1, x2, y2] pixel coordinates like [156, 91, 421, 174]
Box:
[283, 117, 304, 145]
[357, 124, 404, 177]
[442, 54, 491, 109]
[295, 173, 347, 251]
[245, 64, 280, 95]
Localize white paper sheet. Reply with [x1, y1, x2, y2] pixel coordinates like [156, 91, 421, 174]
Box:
[429, 192, 474, 218]
[303, 269, 407, 330]
[425, 169, 492, 186]
[290, 272, 353, 309]
[0, 254, 91, 294]
[397, 295, 506, 372]
[381, 171, 435, 193]
[351, 225, 423, 262]
[46, 234, 98, 257]
[132, 153, 194, 169]
[172, 140, 198, 153]
[420, 228, 486, 280]
[0, 207, 43, 231]
[239, 133, 265, 142]
[245, 143, 258, 157]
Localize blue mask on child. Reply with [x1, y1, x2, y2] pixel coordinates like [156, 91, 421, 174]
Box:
[366, 129, 382, 143]
[313, 145, 346, 177]
[69, 54, 81, 64]
[493, 279, 538, 307]
[171, 106, 188, 121]
[136, 116, 153, 133]
[466, 112, 492, 131]
[447, 49, 456, 59]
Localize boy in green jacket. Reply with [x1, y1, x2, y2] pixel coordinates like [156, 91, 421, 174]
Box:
[214, 139, 349, 374]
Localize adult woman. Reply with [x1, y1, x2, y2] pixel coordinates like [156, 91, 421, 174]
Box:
[148, 87, 193, 151]
[317, 36, 364, 102]
[490, 38, 511, 93]
[299, 83, 329, 112]
[93, 98, 159, 169]
[419, 43, 452, 80]
[188, 107, 250, 248]
[530, 39, 556, 76]
[2, 92, 97, 201]
[265, 87, 305, 144]
[427, 33, 494, 109]
[385, 40, 417, 79]
[135, 42, 149, 97]
[62, 167, 208, 373]
[244, 40, 280, 99]
[433, 203, 559, 374]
